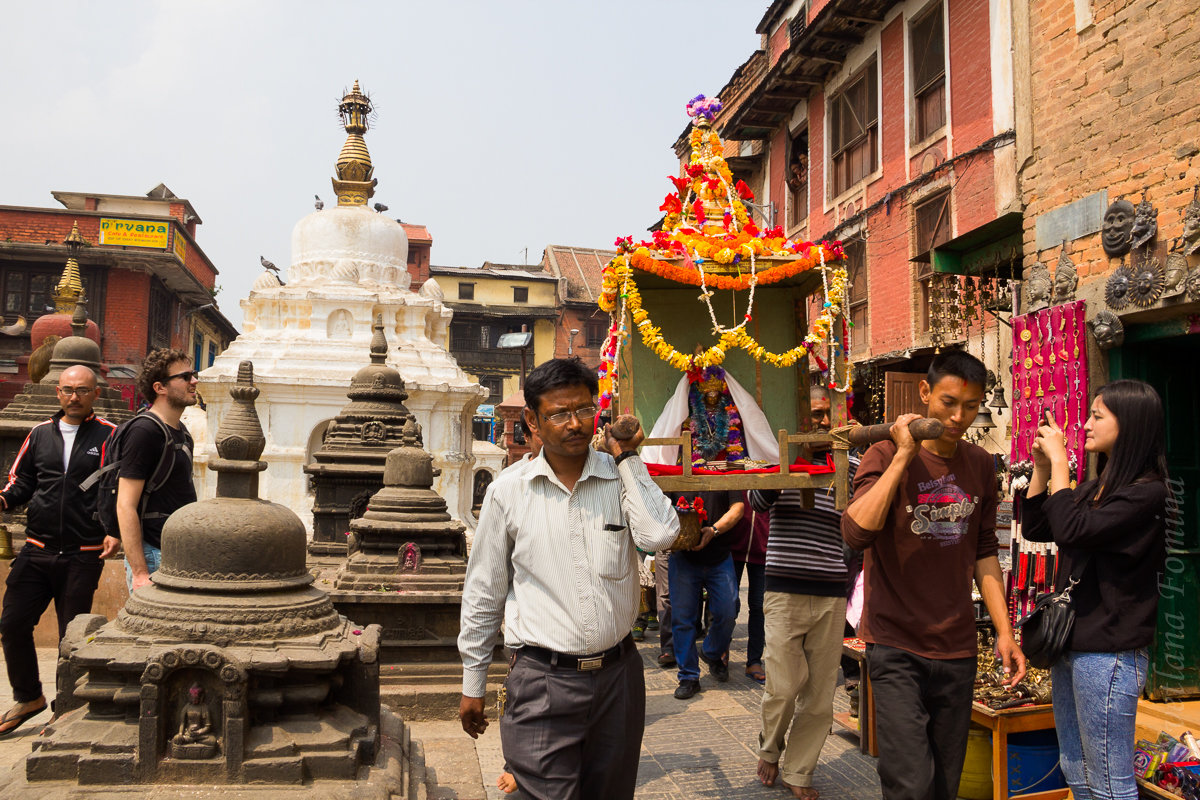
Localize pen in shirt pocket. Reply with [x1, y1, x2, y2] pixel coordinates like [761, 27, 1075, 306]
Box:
[603, 523, 625, 531]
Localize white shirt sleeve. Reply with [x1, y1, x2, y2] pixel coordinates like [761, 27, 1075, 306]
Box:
[458, 482, 513, 698]
[616, 455, 680, 552]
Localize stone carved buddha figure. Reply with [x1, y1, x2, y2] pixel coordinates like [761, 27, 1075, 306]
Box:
[1053, 249, 1078, 305]
[1024, 261, 1052, 312]
[170, 684, 218, 759]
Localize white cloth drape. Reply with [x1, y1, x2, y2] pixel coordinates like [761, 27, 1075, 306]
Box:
[640, 371, 778, 465]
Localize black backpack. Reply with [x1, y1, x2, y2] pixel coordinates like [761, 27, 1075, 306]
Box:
[81, 411, 191, 537]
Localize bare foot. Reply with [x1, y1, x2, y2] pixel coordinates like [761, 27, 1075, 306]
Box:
[757, 758, 778, 786]
[496, 771, 518, 794]
[782, 780, 819, 799]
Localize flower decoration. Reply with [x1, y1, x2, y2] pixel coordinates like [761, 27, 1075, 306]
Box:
[686, 94, 723, 121]
[675, 495, 708, 523]
[596, 96, 855, 400]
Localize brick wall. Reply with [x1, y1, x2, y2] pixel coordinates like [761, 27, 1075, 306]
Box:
[1020, 0, 1200, 286]
[101, 270, 151, 364]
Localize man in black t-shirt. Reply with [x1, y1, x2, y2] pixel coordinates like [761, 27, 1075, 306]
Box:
[665, 490, 743, 699]
[118, 349, 198, 592]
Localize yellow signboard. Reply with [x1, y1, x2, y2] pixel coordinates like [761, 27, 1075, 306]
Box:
[173, 229, 187, 263]
[98, 218, 170, 249]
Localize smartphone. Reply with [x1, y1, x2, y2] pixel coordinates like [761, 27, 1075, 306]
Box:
[1043, 408, 1055, 427]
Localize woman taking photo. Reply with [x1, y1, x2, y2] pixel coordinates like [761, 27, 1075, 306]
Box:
[1023, 379, 1168, 800]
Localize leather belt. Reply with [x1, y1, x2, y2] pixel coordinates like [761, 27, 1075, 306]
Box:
[518, 634, 634, 672]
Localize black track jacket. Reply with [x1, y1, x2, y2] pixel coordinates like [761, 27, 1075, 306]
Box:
[1, 411, 117, 552]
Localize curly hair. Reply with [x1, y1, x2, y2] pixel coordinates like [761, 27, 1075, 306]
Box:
[137, 348, 191, 402]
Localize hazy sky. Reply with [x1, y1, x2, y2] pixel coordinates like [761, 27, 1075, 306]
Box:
[2, 2, 765, 328]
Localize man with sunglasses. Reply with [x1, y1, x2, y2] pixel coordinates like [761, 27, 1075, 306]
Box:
[458, 358, 679, 800]
[0, 365, 118, 737]
[117, 348, 198, 592]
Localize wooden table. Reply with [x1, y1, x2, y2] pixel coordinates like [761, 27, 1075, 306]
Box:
[833, 639, 876, 757]
[970, 702, 1068, 800]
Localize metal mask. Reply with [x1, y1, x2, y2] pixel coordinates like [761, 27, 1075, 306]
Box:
[1101, 198, 1135, 258]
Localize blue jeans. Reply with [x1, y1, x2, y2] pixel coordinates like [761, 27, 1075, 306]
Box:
[1051, 649, 1148, 800]
[669, 554, 737, 682]
[124, 544, 162, 593]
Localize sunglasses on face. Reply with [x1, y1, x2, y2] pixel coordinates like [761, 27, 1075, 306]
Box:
[167, 370, 200, 383]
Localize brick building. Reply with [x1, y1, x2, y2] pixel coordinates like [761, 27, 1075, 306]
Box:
[539, 244, 615, 367]
[1017, 0, 1200, 699]
[0, 184, 238, 405]
[690, 0, 1021, 430]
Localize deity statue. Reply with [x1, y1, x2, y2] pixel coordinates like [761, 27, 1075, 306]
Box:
[170, 684, 218, 759]
[682, 366, 745, 468]
[1052, 246, 1078, 305]
[1023, 261, 1052, 313]
[400, 541, 421, 572]
[1101, 198, 1135, 258]
[1129, 191, 1158, 251]
[1163, 245, 1187, 298]
[1182, 187, 1200, 257]
[1088, 310, 1124, 351]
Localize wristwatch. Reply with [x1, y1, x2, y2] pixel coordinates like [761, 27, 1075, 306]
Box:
[614, 450, 638, 466]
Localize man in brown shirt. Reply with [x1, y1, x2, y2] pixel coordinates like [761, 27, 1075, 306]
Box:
[842, 350, 1025, 800]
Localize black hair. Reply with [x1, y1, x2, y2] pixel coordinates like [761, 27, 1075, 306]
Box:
[1093, 379, 1168, 497]
[523, 357, 598, 415]
[926, 349, 987, 391]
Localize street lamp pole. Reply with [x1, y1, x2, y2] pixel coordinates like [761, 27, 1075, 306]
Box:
[568, 328, 579, 356]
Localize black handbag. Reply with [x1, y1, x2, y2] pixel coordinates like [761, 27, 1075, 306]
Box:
[1016, 554, 1090, 669]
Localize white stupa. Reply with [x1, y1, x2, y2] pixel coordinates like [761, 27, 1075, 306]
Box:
[189, 82, 485, 533]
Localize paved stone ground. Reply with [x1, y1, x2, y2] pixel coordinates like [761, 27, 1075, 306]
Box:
[412, 588, 883, 800]
[0, 591, 884, 798]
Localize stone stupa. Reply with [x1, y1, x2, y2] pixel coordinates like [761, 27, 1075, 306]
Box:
[188, 81, 485, 533]
[304, 315, 419, 555]
[28, 362, 385, 791]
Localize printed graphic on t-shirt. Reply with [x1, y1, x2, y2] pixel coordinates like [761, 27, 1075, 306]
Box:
[906, 473, 977, 546]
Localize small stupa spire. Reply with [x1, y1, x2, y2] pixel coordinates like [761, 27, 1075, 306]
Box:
[211, 361, 268, 500]
[54, 222, 87, 313]
[370, 314, 387, 364]
[70, 298, 87, 337]
[332, 80, 378, 206]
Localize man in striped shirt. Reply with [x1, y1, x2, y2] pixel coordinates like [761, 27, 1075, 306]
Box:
[458, 358, 679, 800]
[0, 365, 119, 738]
[750, 385, 858, 798]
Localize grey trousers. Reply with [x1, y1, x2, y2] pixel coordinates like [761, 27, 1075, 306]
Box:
[500, 642, 646, 800]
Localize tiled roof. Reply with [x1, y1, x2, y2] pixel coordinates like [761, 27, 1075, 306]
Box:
[401, 223, 432, 242]
[540, 245, 616, 303]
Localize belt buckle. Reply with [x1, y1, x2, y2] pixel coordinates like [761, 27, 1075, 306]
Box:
[577, 656, 604, 671]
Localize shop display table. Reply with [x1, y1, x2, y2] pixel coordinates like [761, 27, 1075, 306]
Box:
[834, 638, 876, 756]
[970, 702, 1068, 800]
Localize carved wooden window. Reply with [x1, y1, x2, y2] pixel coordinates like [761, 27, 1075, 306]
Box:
[845, 240, 868, 349]
[1, 264, 99, 326]
[147, 278, 172, 350]
[787, 128, 809, 227]
[911, 4, 946, 142]
[585, 318, 606, 347]
[915, 191, 952, 330]
[480, 376, 503, 403]
[830, 61, 879, 198]
[450, 323, 475, 351]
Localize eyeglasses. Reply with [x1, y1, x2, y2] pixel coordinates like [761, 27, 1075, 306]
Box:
[56, 386, 95, 397]
[166, 370, 200, 383]
[541, 405, 598, 426]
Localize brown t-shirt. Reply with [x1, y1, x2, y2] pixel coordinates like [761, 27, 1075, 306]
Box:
[841, 440, 999, 660]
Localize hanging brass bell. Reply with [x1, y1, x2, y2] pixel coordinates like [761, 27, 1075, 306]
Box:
[0, 523, 13, 560]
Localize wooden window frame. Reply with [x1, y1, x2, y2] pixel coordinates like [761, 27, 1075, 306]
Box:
[914, 190, 952, 331]
[458, 282, 475, 301]
[787, 128, 809, 228]
[584, 318, 606, 348]
[910, 3, 947, 143]
[513, 286, 529, 304]
[844, 240, 868, 351]
[829, 60, 880, 199]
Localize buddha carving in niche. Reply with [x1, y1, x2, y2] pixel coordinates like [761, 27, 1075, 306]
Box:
[170, 684, 218, 759]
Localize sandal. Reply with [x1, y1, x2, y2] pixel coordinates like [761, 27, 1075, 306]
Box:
[0, 702, 48, 738]
[745, 664, 766, 685]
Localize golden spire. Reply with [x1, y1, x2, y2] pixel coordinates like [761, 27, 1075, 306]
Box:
[53, 222, 86, 313]
[332, 80, 377, 206]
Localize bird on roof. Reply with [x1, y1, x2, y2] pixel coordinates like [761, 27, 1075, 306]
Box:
[373, 202, 389, 213]
[260, 256, 279, 273]
[314, 194, 324, 211]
